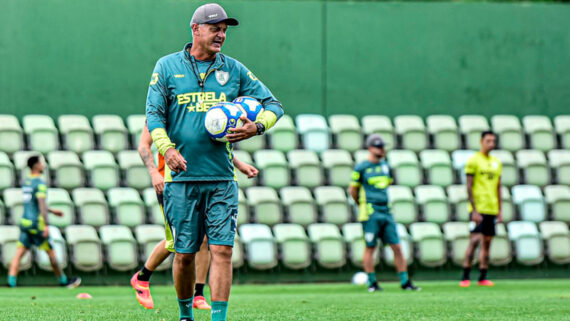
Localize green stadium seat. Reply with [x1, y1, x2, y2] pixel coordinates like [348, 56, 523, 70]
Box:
[267, 114, 297, 152]
[554, 115, 570, 149]
[489, 150, 518, 187]
[296, 114, 330, 153]
[35, 226, 67, 271]
[47, 151, 84, 190]
[414, 185, 450, 224]
[490, 223, 512, 266]
[72, 188, 110, 227]
[491, 115, 524, 152]
[287, 150, 322, 188]
[394, 115, 427, 152]
[409, 222, 446, 267]
[14, 151, 50, 185]
[82, 150, 120, 191]
[507, 221, 543, 266]
[0, 115, 24, 154]
[142, 188, 163, 225]
[458, 115, 489, 150]
[512, 185, 545, 222]
[246, 187, 282, 226]
[46, 188, 75, 228]
[442, 222, 470, 266]
[22, 115, 59, 154]
[273, 223, 311, 269]
[314, 186, 351, 225]
[446, 185, 469, 222]
[419, 150, 453, 187]
[516, 150, 549, 187]
[328, 115, 362, 152]
[65, 225, 103, 272]
[342, 222, 378, 267]
[548, 150, 570, 185]
[0, 199, 4, 225]
[544, 185, 570, 223]
[253, 150, 289, 189]
[388, 185, 417, 224]
[3, 188, 23, 225]
[118, 150, 151, 190]
[538, 221, 570, 265]
[353, 150, 368, 165]
[233, 150, 257, 188]
[387, 150, 421, 187]
[107, 187, 145, 227]
[0, 152, 15, 191]
[426, 115, 460, 152]
[361, 115, 395, 150]
[500, 186, 515, 223]
[237, 135, 266, 153]
[134, 225, 172, 271]
[321, 149, 353, 188]
[232, 233, 244, 269]
[451, 150, 476, 184]
[0, 225, 32, 271]
[382, 223, 414, 267]
[99, 225, 139, 271]
[92, 115, 128, 153]
[237, 188, 249, 226]
[239, 224, 278, 270]
[307, 223, 346, 269]
[126, 114, 146, 147]
[58, 115, 94, 154]
[280, 186, 317, 227]
[522, 116, 555, 152]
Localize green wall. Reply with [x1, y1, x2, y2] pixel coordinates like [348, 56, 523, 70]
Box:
[1, 0, 568, 119]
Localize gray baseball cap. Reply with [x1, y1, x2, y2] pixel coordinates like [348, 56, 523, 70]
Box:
[366, 134, 385, 148]
[191, 3, 239, 26]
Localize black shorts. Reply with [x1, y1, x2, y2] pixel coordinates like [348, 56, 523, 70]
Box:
[470, 213, 496, 236]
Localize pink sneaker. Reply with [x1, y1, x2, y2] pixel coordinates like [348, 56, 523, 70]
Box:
[193, 295, 211, 310]
[477, 279, 495, 287]
[459, 280, 471, 287]
[130, 273, 154, 309]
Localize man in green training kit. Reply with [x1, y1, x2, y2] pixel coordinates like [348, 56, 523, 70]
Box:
[146, 3, 283, 321]
[7, 156, 81, 288]
[349, 135, 420, 292]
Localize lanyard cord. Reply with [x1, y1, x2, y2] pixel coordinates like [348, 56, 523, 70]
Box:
[189, 55, 216, 89]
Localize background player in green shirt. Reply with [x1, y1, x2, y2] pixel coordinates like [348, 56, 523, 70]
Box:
[7, 156, 81, 288]
[349, 134, 419, 292]
[460, 131, 503, 287]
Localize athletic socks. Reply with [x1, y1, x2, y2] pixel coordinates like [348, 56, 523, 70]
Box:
[367, 272, 377, 287]
[479, 269, 488, 281]
[7, 275, 16, 287]
[177, 297, 194, 321]
[398, 271, 409, 286]
[211, 301, 228, 321]
[195, 283, 205, 297]
[59, 274, 68, 285]
[462, 267, 471, 281]
[137, 266, 153, 282]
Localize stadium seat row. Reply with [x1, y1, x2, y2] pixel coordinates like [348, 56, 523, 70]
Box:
[2, 114, 569, 156]
[3, 221, 567, 273]
[1, 184, 569, 229]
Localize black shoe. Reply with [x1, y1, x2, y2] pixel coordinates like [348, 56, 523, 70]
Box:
[401, 281, 421, 291]
[63, 277, 82, 289]
[180, 319, 194, 321]
[368, 282, 383, 292]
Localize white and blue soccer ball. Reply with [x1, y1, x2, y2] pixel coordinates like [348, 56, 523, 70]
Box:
[351, 271, 368, 285]
[232, 96, 264, 122]
[204, 102, 245, 142]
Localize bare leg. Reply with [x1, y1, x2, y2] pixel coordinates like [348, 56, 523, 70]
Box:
[195, 236, 211, 284]
[209, 245, 232, 301]
[46, 249, 62, 278]
[463, 233, 481, 268]
[8, 247, 28, 277]
[144, 239, 171, 271]
[173, 253, 197, 299]
[479, 235, 493, 270]
[363, 246, 376, 274]
[390, 244, 407, 273]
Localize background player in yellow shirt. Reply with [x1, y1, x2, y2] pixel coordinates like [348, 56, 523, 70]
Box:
[460, 131, 503, 287]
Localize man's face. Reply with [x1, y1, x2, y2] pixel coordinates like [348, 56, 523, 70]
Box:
[368, 146, 385, 159]
[193, 22, 228, 55]
[480, 134, 496, 152]
[34, 160, 45, 174]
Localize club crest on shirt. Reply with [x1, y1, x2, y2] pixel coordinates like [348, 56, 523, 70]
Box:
[492, 161, 498, 169]
[215, 70, 230, 86]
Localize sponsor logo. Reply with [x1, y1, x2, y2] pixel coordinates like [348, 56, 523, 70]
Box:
[177, 91, 227, 112]
[174, 74, 185, 78]
[149, 73, 159, 85]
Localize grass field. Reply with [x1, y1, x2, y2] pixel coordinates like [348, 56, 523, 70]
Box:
[1, 279, 569, 320]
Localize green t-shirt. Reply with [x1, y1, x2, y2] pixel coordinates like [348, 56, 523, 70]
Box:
[351, 160, 393, 221]
[20, 175, 47, 231]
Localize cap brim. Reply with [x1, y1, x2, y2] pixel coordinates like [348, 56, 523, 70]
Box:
[209, 17, 239, 26]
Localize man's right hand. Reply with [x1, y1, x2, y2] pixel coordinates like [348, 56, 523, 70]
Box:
[151, 171, 165, 194]
[165, 148, 187, 173]
[471, 211, 483, 225]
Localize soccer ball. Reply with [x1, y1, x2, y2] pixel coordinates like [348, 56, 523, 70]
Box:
[351, 272, 368, 285]
[204, 102, 245, 142]
[232, 96, 264, 122]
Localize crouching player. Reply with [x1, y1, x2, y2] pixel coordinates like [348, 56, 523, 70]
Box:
[349, 134, 420, 292]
